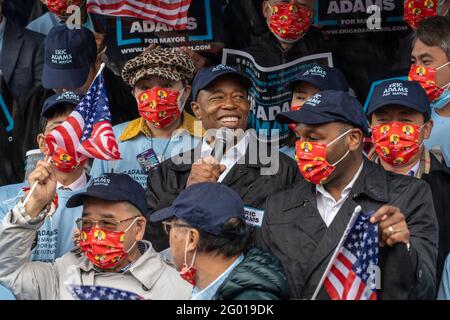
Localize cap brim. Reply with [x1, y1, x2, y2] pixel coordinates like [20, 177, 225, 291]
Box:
[149, 206, 175, 223]
[367, 99, 430, 118]
[41, 100, 79, 117]
[66, 190, 126, 208]
[194, 71, 252, 100]
[276, 107, 337, 125]
[43, 64, 90, 89]
[285, 77, 322, 91]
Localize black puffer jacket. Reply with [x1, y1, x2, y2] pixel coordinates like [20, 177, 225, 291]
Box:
[212, 248, 290, 300]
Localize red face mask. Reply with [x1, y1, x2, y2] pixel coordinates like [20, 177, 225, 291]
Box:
[47, 0, 83, 17]
[295, 129, 352, 185]
[138, 87, 183, 129]
[268, 3, 311, 43]
[288, 105, 301, 131]
[408, 63, 450, 102]
[79, 219, 137, 270]
[403, 0, 437, 30]
[371, 122, 422, 166]
[179, 234, 197, 286]
[51, 147, 86, 173]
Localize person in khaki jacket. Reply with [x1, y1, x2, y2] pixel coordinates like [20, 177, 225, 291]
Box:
[0, 165, 191, 300]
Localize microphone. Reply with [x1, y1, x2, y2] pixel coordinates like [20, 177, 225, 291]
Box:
[211, 127, 234, 162]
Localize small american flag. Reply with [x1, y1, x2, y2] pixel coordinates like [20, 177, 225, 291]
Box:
[45, 66, 121, 162]
[68, 285, 144, 300]
[87, 0, 192, 30]
[324, 210, 379, 300]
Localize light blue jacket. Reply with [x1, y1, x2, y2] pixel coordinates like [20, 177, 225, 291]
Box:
[90, 120, 199, 189]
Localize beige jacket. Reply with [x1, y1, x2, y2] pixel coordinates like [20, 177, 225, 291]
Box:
[0, 203, 191, 300]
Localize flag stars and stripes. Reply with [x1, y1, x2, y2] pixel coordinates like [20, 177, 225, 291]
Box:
[325, 211, 379, 300]
[45, 71, 121, 162]
[68, 285, 144, 300]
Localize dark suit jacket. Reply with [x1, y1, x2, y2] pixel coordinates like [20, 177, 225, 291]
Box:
[146, 134, 302, 251]
[0, 19, 44, 101]
[256, 158, 438, 300]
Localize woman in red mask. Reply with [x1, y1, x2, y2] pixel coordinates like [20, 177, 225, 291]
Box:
[90, 46, 200, 189]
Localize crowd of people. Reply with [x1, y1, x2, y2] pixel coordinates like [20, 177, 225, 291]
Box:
[0, 0, 450, 300]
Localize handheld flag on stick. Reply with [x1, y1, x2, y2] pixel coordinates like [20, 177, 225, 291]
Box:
[311, 206, 379, 300]
[45, 63, 121, 162]
[23, 63, 120, 208]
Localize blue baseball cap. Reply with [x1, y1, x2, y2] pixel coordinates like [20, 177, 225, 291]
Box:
[192, 64, 252, 101]
[150, 183, 245, 237]
[41, 91, 82, 117]
[276, 90, 370, 136]
[366, 79, 431, 121]
[67, 173, 148, 215]
[43, 25, 97, 90]
[286, 64, 349, 92]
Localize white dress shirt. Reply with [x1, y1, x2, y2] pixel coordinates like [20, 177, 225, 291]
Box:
[316, 162, 364, 227]
[56, 173, 88, 191]
[200, 132, 249, 182]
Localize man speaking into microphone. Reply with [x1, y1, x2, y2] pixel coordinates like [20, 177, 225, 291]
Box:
[145, 65, 301, 251]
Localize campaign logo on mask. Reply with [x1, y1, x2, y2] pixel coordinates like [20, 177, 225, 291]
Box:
[404, 0, 437, 30]
[372, 121, 422, 166]
[138, 87, 181, 128]
[408, 63, 449, 102]
[302, 66, 327, 78]
[305, 94, 322, 107]
[47, 0, 83, 16]
[382, 82, 409, 97]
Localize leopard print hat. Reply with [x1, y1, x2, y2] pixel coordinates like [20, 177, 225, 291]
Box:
[122, 46, 196, 87]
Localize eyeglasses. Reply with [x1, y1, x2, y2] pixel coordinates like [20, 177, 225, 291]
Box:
[162, 221, 191, 235]
[76, 216, 138, 232]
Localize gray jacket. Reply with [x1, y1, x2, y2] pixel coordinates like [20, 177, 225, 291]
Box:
[0, 203, 191, 300]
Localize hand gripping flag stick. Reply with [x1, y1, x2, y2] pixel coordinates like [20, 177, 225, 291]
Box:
[311, 205, 362, 300]
[22, 63, 107, 209]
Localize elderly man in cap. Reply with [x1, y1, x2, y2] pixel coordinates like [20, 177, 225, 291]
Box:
[90, 47, 200, 189]
[146, 64, 301, 251]
[12, 24, 137, 180]
[151, 182, 290, 300]
[256, 90, 438, 299]
[366, 79, 450, 292]
[281, 64, 350, 158]
[0, 169, 191, 300]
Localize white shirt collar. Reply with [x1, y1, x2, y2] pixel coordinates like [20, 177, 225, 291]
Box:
[200, 131, 249, 159]
[57, 173, 88, 191]
[409, 160, 420, 177]
[316, 161, 364, 200]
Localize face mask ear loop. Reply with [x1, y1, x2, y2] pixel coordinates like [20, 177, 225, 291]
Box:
[331, 149, 351, 167]
[123, 217, 139, 254]
[436, 61, 450, 70]
[327, 128, 353, 167]
[184, 231, 197, 268]
[327, 128, 353, 147]
[177, 87, 186, 112]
